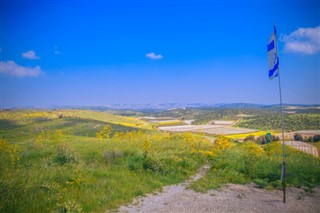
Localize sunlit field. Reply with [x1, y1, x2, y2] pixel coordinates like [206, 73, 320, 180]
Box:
[1, 110, 319, 212]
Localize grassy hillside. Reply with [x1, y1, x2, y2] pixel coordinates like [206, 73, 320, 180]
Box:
[0, 110, 150, 130]
[0, 110, 211, 212]
[1, 110, 319, 212]
[190, 139, 320, 192]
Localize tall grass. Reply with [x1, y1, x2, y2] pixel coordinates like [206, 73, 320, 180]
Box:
[190, 141, 320, 192]
[0, 111, 212, 212]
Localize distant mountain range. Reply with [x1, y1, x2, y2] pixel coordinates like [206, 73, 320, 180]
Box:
[2, 103, 319, 110]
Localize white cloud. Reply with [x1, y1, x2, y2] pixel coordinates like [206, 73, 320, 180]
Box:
[146, 52, 163, 60]
[281, 25, 320, 55]
[0, 60, 44, 77]
[53, 46, 61, 55]
[22, 50, 40, 60]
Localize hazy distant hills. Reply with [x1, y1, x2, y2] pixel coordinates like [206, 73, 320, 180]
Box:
[2, 103, 319, 111]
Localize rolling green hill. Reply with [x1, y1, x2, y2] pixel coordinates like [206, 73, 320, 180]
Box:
[1, 109, 319, 212]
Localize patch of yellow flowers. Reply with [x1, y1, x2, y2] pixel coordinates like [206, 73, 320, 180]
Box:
[0, 139, 21, 166]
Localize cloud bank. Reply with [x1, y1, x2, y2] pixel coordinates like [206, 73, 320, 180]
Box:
[282, 25, 320, 55]
[146, 52, 163, 60]
[22, 50, 40, 59]
[0, 60, 44, 77]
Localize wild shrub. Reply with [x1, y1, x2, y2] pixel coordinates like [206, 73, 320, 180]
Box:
[213, 136, 232, 151]
[143, 158, 162, 172]
[126, 152, 163, 173]
[52, 144, 78, 166]
[0, 139, 21, 168]
[294, 133, 303, 141]
[127, 152, 146, 171]
[96, 125, 112, 141]
[192, 141, 320, 192]
[243, 135, 255, 142]
[58, 200, 83, 212]
[243, 134, 279, 144]
[313, 135, 320, 142]
[53, 130, 64, 143]
[66, 169, 83, 187]
[295, 134, 320, 142]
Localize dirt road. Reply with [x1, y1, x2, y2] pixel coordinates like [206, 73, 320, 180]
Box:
[118, 165, 320, 213]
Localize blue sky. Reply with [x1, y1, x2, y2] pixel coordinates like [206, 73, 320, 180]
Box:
[1, 0, 319, 107]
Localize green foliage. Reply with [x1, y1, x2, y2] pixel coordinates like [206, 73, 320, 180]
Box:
[294, 133, 320, 142]
[145, 107, 319, 131]
[190, 142, 320, 192]
[1, 109, 319, 212]
[243, 135, 255, 142]
[237, 113, 320, 131]
[58, 200, 83, 212]
[294, 133, 304, 141]
[0, 110, 211, 212]
[244, 134, 280, 144]
[52, 144, 78, 166]
[96, 125, 112, 140]
[190, 168, 247, 192]
[313, 135, 320, 142]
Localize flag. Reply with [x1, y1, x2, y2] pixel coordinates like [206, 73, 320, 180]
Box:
[267, 26, 279, 79]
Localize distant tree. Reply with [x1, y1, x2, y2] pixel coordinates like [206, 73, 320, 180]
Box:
[271, 135, 280, 142]
[255, 135, 267, 144]
[313, 135, 320, 142]
[294, 133, 303, 141]
[305, 136, 313, 142]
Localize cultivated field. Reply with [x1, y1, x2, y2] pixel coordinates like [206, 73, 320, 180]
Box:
[159, 124, 257, 136]
[194, 126, 257, 135]
[285, 141, 319, 157]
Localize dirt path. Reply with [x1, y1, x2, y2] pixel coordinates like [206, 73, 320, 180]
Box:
[118, 165, 320, 213]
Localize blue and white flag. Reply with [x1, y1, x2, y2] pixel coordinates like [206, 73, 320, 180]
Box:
[267, 26, 279, 79]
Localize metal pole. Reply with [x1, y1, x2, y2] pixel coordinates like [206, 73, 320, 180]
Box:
[274, 23, 286, 203]
[278, 67, 286, 203]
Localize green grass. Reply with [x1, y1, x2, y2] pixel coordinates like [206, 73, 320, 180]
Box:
[190, 142, 320, 192]
[0, 110, 211, 212]
[0, 109, 150, 131]
[1, 110, 319, 212]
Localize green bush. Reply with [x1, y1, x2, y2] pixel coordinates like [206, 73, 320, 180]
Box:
[52, 144, 78, 166]
[191, 142, 320, 192]
[143, 158, 162, 172]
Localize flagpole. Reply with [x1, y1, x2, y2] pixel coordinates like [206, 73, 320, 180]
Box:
[274, 23, 286, 203]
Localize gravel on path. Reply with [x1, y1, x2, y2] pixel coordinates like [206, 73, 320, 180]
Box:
[118, 165, 320, 213]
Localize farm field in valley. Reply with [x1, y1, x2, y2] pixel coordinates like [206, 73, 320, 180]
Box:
[159, 124, 258, 135]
